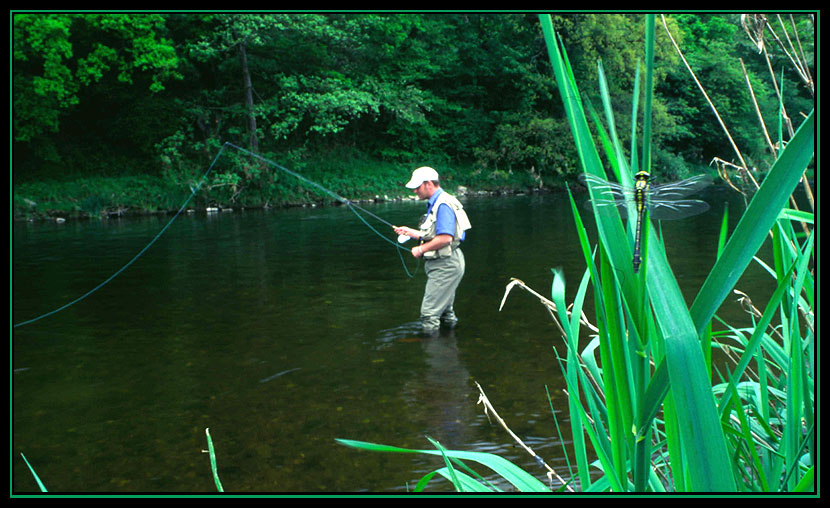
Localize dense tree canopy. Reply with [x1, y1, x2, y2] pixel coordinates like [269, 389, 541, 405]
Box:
[12, 12, 815, 197]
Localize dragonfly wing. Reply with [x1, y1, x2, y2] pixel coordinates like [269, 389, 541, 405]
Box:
[649, 174, 713, 200]
[580, 172, 638, 216]
[587, 197, 637, 216]
[579, 173, 629, 199]
[580, 171, 712, 220]
[649, 199, 710, 220]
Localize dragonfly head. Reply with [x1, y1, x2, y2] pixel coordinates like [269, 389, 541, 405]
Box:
[634, 170, 651, 192]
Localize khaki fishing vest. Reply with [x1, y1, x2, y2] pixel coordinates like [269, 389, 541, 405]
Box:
[419, 191, 472, 259]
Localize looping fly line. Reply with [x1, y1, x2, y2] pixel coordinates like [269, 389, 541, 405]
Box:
[13, 142, 418, 328]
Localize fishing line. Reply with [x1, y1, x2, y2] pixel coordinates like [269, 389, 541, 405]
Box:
[223, 143, 420, 277]
[13, 142, 418, 328]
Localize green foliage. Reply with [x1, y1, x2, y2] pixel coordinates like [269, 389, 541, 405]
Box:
[13, 12, 814, 210]
[13, 14, 75, 142]
[12, 13, 181, 143]
[659, 13, 813, 169]
[476, 114, 577, 178]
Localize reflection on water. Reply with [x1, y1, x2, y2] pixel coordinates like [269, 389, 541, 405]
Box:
[400, 329, 475, 451]
[12, 189, 778, 493]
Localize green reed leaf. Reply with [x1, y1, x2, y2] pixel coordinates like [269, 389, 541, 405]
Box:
[335, 439, 550, 492]
[20, 453, 47, 492]
[204, 428, 224, 492]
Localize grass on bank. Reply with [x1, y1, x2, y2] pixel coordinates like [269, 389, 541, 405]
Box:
[12, 151, 545, 221]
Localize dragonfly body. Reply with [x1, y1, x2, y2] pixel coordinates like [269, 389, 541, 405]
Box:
[581, 171, 712, 274]
[631, 171, 650, 273]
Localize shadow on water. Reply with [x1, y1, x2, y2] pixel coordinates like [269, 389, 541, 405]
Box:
[12, 188, 780, 493]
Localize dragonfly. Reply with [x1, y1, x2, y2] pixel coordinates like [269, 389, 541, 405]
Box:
[580, 170, 713, 274]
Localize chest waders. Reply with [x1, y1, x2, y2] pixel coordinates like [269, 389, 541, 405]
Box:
[417, 192, 471, 333]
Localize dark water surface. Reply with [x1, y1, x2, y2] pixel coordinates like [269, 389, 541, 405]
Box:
[12, 187, 776, 493]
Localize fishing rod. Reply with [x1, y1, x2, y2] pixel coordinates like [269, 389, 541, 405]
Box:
[13, 142, 418, 328]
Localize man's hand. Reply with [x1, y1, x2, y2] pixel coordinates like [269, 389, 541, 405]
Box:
[393, 226, 419, 238]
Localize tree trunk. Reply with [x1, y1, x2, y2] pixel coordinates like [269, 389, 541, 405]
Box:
[238, 38, 258, 153]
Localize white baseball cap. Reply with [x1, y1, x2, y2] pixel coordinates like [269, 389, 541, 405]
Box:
[405, 166, 440, 189]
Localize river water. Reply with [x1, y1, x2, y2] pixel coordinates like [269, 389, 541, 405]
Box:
[12, 186, 778, 493]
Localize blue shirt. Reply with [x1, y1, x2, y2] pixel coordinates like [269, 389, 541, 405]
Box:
[427, 190, 465, 241]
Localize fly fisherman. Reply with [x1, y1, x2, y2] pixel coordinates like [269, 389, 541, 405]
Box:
[394, 167, 471, 335]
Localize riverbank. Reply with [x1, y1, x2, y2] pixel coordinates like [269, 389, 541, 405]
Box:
[12, 166, 555, 222]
